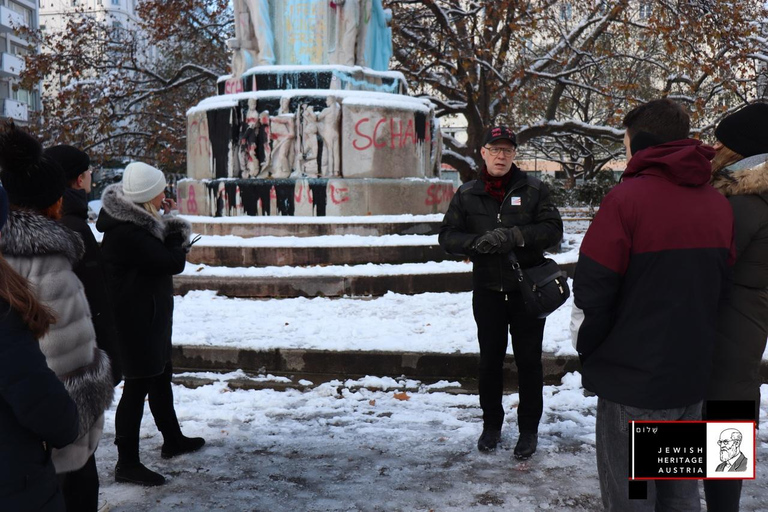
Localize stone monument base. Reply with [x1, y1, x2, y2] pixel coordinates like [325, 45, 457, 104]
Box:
[177, 177, 455, 217]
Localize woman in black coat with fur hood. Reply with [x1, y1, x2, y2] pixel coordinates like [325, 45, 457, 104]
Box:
[705, 103, 768, 512]
[97, 162, 204, 486]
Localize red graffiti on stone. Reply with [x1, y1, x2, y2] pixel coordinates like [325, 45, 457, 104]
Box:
[330, 185, 350, 204]
[353, 116, 428, 151]
[425, 183, 454, 206]
[190, 118, 211, 157]
[294, 183, 314, 204]
[225, 78, 243, 94]
[186, 186, 199, 214]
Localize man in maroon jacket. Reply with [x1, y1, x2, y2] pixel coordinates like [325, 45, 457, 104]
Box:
[573, 99, 735, 511]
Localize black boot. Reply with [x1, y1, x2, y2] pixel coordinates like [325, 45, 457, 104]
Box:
[161, 433, 206, 459]
[114, 436, 165, 486]
[513, 431, 538, 460]
[477, 428, 502, 452]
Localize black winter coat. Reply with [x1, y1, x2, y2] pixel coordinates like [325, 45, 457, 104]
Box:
[708, 155, 768, 423]
[96, 184, 191, 379]
[60, 188, 122, 385]
[0, 301, 79, 512]
[439, 166, 563, 291]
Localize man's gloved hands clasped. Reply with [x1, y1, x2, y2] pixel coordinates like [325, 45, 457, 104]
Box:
[473, 227, 523, 254]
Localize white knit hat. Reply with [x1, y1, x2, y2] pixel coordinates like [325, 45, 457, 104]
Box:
[122, 162, 166, 204]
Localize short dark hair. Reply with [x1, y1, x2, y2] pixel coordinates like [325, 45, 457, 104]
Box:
[622, 99, 690, 143]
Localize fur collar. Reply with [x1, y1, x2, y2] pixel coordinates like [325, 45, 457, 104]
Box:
[0, 208, 84, 265]
[100, 183, 191, 242]
[711, 155, 768, 197]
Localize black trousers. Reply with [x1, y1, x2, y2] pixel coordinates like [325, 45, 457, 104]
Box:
[58, 453, 98, 512]
[473, 288, 545, 433]
[115, 362, 180, 441]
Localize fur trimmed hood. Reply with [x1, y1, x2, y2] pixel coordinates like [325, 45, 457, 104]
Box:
[98, 183, 191, 244]
[0, 208, 84, 265]
[711, 153, 768, 197]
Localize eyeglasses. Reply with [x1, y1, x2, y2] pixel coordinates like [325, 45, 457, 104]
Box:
[484, 146, 516, 156]
[717, 440, 736, 446]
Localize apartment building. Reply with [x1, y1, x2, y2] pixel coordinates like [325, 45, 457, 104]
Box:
[40, 0, 142, 34]
[0, 0, 37, 124]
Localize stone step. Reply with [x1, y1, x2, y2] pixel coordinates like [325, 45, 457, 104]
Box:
[187, 241, 456, 267]
[185, 215, 587, 238]
[174, 262, 576, 298]
[171, 345, 768, 390]
[187, 215, 443, 238]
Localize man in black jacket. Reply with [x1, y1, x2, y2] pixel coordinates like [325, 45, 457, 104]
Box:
[439, 126, 563, 459]
[572, 99, 735, 510]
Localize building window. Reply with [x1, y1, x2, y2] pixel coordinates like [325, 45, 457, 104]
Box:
[639, 2, 652, 19]
[8, 1, 33, 26]
[9, 42, 29, 56]
[112, 0, 120, 5]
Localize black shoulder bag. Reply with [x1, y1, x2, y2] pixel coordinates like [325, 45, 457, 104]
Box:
[507, 251, 570, 318]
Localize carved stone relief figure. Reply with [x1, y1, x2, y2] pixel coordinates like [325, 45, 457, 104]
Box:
[301, 106, 320, 176]
[255, 110, 272, 177]
[269, 97, 297, 179]
[317, 96, 342, 177]
[238, 99, 260, 178]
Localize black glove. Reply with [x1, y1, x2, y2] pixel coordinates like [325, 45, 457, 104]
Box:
[486, 228, 515, 254]
[473, 228, 512, 254]
[472, 231, 500, 254]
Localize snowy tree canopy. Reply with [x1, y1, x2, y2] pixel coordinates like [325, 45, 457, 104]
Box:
[387, 0, 768, 181]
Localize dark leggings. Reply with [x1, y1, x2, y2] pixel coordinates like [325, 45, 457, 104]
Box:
[115, 362, 179, 439]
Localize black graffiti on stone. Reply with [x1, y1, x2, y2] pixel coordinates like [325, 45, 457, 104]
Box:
[207, 108, 235, 179]
[206, 179, 333, 217]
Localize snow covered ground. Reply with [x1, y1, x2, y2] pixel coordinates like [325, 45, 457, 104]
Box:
[172, 288, 577, 356]
[95, 374, 768, 511]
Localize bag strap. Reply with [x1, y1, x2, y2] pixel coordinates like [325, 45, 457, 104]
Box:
[506, 251, 526, 284]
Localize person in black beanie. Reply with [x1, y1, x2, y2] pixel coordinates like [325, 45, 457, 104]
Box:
[0, 123, 114, 511]
[705, 102, 768, 512]
[44, 144, 122, 512]
[439, 126, 563, 459]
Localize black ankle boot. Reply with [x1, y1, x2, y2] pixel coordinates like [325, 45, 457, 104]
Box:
[514, 432, 538, 460]
[161, 434, 206, 459]
[114, 436, 165, 486]
[477, 428, 502, 452]
[115, 462, 166, 486]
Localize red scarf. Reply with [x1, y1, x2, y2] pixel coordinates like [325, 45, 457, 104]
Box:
[482, 166, 514, 203]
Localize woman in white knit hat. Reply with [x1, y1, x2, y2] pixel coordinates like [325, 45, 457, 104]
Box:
[97, 162, 204, 486]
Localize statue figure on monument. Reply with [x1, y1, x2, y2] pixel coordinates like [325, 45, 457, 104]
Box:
[331, 0, 359, 67]
[364, 0, 393, 71]
[238, 99, 261, 178]
[269, 97, 297, 179]
[229, 0, 276, 79]
[317, 96, 342, 177]
[301, 106, 320, 177]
